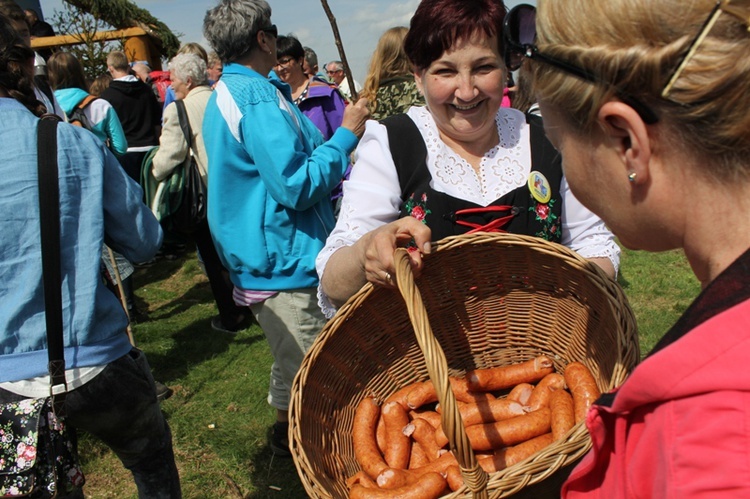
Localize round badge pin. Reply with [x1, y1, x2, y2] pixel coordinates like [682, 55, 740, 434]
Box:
[528, 171, 551, 204]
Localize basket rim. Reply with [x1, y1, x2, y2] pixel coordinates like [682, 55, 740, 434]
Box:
[289, 232, 639, 498]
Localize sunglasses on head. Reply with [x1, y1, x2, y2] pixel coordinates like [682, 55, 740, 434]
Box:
[258, 24, 277, 38]
[503, 3, 660, 124]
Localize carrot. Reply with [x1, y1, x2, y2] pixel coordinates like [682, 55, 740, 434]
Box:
[506, 382, 534, 405]
[466, 356, 555, 391]
[346, 470, 378, 489]
[353, 397, 389, 479]
[437, 408, 552, 451]
[564, 362, 600, 423]
[549, 389, 575, 441]
[403, 418, 443, 461]
[478, 433, 555, 473]
[352, 472, 447, 499]
[526, 373, 566, 411]
[406, 377, 495, 409]
[382, 401, 411, 470]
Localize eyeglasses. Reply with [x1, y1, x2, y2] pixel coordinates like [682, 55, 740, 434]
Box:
[662, 0, 749, 98]
[275, 56, 295, 68]
[503, 4, 659, 124]
[326, 68, 342, 75]
[257, 24, 277, 38]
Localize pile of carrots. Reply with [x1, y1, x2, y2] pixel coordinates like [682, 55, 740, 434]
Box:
[346, 356, 600, 498]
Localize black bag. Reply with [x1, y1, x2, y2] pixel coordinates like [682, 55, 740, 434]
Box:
[0, 116, 85, 497]
[163, 100, 207, 234]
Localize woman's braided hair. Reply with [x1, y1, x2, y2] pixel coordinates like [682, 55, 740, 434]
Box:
[0, 14, 46, 117]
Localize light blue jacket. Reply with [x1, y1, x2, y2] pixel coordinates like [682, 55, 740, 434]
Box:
[0, 99, 162, 382]
[203, 64, 357, 291]
[54, 87, 128, 156]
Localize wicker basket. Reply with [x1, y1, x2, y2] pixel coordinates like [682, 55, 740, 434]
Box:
[289, 233, 639, 498]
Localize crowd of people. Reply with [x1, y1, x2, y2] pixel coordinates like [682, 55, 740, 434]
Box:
[1, 0, 748, 497]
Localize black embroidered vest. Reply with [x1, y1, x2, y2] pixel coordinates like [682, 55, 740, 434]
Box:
[383, 113, 563, 242]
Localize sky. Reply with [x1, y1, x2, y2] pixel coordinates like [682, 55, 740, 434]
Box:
[37, 0, 536, 83]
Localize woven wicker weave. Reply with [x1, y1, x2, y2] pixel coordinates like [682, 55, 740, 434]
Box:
[289, 233, 640, 498]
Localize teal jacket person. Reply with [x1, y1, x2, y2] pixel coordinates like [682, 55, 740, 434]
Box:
[202, 63, 357, 291]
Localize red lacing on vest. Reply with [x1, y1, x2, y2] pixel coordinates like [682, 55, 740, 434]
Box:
[451, 205, 517, 234]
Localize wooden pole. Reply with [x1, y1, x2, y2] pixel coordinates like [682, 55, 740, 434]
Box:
[320, 0, 358, 102]
[106, 246, 136, 347]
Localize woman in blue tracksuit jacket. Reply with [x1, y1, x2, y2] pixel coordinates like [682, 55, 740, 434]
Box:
[202, 0, 369, 455]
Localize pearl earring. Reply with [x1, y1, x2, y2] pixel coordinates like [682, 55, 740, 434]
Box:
[628, 171, 637, 183]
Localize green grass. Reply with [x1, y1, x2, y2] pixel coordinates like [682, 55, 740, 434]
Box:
[76, 244, 701, 498]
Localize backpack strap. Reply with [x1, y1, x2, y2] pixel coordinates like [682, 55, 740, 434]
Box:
[381, 113, 427, 200]
[76, 94, 97, 111]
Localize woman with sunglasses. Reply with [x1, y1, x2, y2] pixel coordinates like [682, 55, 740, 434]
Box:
[316, 0, 620, 316]
[201, 0, 369, 456]
[510, 0, 750, 496]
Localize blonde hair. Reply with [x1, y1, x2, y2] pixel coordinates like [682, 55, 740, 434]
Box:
[532, 0, 750, 181]
[178, 42, 208, 64]
[361, 27, 412, 107]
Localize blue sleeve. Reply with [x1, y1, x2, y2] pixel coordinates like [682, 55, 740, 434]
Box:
[241, 95, 358, 211]
[101, 146, 163, 262]
[104, 107, 128, 156]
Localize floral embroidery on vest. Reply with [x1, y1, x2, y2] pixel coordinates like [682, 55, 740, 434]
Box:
[529, 197, 560, 240]
[404, 192, 431, 224]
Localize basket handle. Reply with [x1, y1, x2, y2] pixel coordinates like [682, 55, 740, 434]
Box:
[394, 248, 489, 498]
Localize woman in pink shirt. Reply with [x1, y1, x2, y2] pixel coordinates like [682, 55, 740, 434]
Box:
[504, 0, 750, 497]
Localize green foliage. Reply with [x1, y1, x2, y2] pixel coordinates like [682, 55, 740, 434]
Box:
[50, 3, 122, 80]
[63, 0, 180, 58]
[77, 245, 700, 496]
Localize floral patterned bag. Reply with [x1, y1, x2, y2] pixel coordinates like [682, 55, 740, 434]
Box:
[0, 398, 85, 496]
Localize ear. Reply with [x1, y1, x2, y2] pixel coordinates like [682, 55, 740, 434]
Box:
[413, 68, 425, 94]
[257, 30, 272, 54]
[596, 101, 653, 186]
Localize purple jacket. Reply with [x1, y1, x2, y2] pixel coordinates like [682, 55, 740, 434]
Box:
[297, 77, 346, 140]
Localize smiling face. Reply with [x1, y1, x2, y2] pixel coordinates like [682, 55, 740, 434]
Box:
[414, 31, 505, 149]
[274, 55, 304, 84]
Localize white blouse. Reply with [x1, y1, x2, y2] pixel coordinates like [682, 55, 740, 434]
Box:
[316, 106, 620, 317]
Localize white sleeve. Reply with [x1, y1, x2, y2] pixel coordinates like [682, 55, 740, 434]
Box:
[559, 176, 621, 274]
[316, 119, 403, 317]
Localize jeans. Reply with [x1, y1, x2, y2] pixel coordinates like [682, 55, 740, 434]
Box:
[0, 349, 181, 498]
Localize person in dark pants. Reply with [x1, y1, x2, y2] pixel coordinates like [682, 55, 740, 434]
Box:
[151, 52, 248, 333]
[0, 16, 180, 497]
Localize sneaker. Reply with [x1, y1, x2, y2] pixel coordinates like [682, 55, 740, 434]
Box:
[269, 421, 291, 457]
[211, 316, 240, 335]
[154, 380, 174, 402]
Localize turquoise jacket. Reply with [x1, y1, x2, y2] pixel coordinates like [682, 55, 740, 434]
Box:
[54, 87, 128, 155]
[203, 64, 357, 291]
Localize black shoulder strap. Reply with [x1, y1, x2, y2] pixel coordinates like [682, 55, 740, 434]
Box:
[381, 113, 427, 198]
[174, 100, 193, 151]
[37, 115, 67, 414]
[526, 113, 562, 177]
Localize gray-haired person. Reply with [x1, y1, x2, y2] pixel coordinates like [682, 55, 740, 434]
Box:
[201, 0, 369, 456]
[152, 52, 249, 336]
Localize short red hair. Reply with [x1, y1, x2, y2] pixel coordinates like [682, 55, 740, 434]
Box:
[404, 0, 507, 70]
